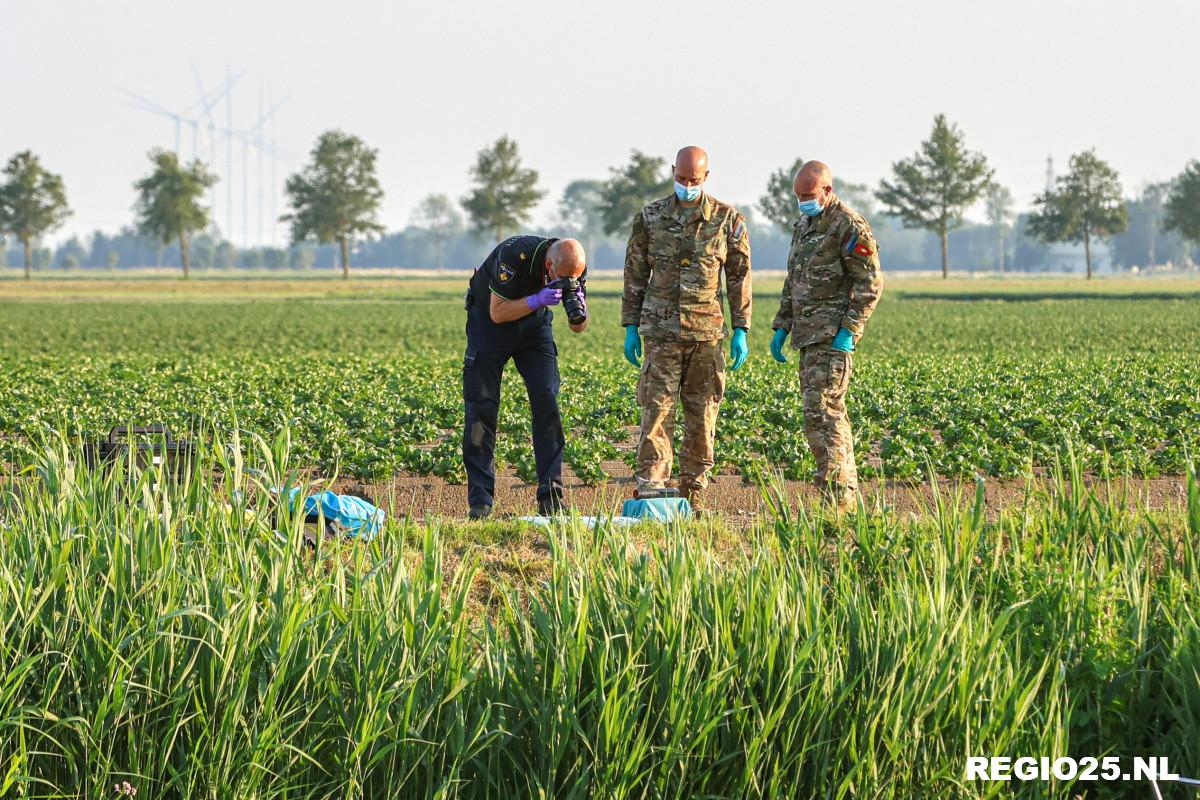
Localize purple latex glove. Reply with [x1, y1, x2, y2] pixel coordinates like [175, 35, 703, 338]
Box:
[525, 286, 562, 311]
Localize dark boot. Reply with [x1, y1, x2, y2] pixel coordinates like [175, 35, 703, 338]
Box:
[537, 491, 566, 516]
[680, 480, 706, 514]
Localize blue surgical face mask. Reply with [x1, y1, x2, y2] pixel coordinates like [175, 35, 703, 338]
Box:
[797, 197, 823, 217]
[674, 181, 702, 202]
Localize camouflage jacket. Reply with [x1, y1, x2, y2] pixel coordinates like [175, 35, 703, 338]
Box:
[621, 193, 752, 342]
[772, 195, 883, 348]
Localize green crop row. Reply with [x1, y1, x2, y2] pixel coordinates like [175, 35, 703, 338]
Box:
[0, 350, 1195, 481]
[0, 279, 1197, 482]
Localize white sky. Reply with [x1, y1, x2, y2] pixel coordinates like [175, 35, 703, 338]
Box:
[3, 0, 1198, 246]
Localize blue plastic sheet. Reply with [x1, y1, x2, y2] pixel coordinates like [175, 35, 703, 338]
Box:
[518, 515, 642, 529]
[620, 497, 692, 522]
[287, 488, 385, 541]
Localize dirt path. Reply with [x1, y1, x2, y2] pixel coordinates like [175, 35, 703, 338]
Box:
[331, 467, 1193, 523]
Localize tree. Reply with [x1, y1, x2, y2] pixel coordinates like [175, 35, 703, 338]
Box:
[757, 158, 804, 234]
[985, 183, 1015, 272]
[460, 135, 543, 244]
[557, 179, 606, 257]
[216, 241, 236, 269]
[411, 193, 463, 270]
[132, 149, 217, 279]
[0, 150, 71, 279]
[56, 235, 87, 270]
[1015, 226, 1052, 273]
[839, 180, 877, 218]
[241, 248, 263, 269]
[283, 130, 384, 279]
[289, 244, 316, 270]
[1164, 160, 1200, 252]
[262, 247, 287, 269]
[599, 150, 672, 236]
[191, 233, 217, 268]
[1027, 150, 1127, 279]
[1110, 182, 1189, 269]
[876, 114, 993, 278]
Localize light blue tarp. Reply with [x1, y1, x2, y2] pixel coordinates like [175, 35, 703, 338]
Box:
[518, 515, 642, 529]
[620, 497, 692, 522]
[287, 488, 385, 541]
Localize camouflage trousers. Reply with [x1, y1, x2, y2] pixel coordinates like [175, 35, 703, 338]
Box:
[635, 339, 725, 492]
[801, 342, 857, 504]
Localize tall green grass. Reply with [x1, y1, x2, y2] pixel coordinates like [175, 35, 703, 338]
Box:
[1, 430, 1198, 798]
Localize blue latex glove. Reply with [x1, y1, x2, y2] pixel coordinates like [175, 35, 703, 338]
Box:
[623, 325, 642, 367]
[729, 328, 748, 371]
[525, 286, 562, 311]
[770, 328, 788, 363]
[831, 327, 856, 352]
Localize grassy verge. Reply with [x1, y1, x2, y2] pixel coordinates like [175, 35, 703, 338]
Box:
[1, 430, 1198, 798]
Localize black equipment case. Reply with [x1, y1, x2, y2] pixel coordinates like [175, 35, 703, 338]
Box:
[83, 425, 197, 479]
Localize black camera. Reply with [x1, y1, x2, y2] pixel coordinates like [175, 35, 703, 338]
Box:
[549, 277, 587, 325]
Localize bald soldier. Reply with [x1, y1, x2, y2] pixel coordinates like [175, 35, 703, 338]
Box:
[622, 146, 752, 508]
[770, 160, 883, 512]
[462, 236, 589, 519]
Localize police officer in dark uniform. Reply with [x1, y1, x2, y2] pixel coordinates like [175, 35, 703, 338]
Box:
[462, 236, 589, 519]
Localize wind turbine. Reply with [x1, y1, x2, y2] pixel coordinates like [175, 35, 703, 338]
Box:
[120, 83, 235, 174]
[118, 88, 194, 155]
[120, 70, 290, 250]
[190, 66, 243, 240]
[245, 90, 290, 247]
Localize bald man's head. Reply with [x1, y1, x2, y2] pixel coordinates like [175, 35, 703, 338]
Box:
[547, 238, 586, 279]
[675, 146, 708, 176]
[673, 146, 710, 203]
[793, 160, 834, 206]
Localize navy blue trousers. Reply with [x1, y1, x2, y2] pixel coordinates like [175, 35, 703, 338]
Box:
[462, 319, 564, 508]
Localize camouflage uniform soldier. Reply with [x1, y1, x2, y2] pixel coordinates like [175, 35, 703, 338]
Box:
[622, 146, 752, 506]
[770, 160, 883, 512]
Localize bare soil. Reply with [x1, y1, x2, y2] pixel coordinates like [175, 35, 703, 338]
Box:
[331, 466, 1192, 524]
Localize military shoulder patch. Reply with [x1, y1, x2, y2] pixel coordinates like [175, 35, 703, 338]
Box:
[498, 263, 514, 283]
[844, 231, 874, 258]
[731, 219, 745, 242]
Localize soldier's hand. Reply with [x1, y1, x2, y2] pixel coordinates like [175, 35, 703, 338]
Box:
[730, 328, 748, 371]
[770, 328, 788, 363]
[623, 325, 642, 367]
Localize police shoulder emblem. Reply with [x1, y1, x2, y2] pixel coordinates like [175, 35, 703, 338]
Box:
[498, 263, 514, 283]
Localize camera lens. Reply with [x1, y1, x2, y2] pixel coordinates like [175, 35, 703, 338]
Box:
[561, 287, 586, 325]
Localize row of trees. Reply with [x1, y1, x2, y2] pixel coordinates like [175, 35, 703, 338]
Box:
[9, 212, 1107, 276]
[3, 116, 1200, 278]
[845, 114, 1197, 279]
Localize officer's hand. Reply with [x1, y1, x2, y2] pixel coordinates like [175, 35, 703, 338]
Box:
[770, 328, 788, 363]
[623, 325, 642, 367]
[525, 286, 563, 311]
[729, 328, 748, 371]
[831, 327, 856, 353]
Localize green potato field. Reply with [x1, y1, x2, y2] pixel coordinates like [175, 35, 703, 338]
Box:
[0, 276, 1196, 484]
[2, 274, 1199, 799]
